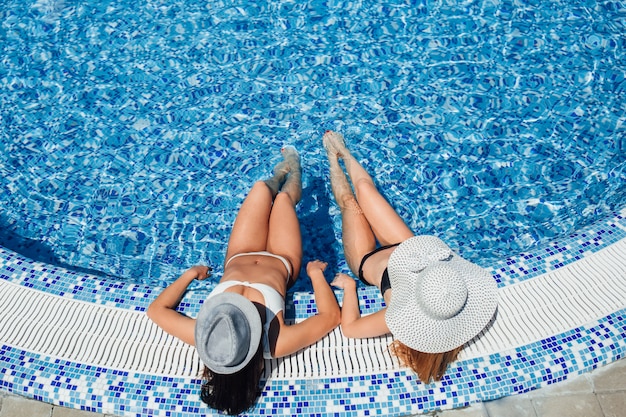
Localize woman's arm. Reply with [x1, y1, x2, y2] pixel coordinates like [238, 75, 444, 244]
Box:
[146, 265, 210, 345]
[332, 273, 390, 338]
[272, 260, 341, 357]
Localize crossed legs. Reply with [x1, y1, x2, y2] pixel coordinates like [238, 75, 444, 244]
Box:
[225, 148, 303, 281]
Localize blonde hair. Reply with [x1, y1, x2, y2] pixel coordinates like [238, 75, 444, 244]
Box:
[389, 340, 462, 382]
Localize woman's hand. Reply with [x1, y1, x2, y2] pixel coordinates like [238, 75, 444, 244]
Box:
[306, 260, 327, 276]
[146, 265, 211, 346]
[331, 273, 356, 290]
[274, 259, 340, 357]
[189, 265, 211, 280]
[329, 273, 389, 339]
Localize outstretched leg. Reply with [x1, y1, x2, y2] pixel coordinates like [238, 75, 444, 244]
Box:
[267, 147, 303, 282]
[322, 131, 414, 245]
[225, 154, 292, 262]
[323, 133, 376, 276]
[323, 130, 377, 191]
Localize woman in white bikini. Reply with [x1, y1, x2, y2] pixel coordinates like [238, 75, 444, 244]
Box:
[147, 147, 340, 415]
[323, 130, 498, 383]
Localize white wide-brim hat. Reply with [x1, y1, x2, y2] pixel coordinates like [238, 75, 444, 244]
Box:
[195, 292, 262, 374]
[385, 235, 498, 353]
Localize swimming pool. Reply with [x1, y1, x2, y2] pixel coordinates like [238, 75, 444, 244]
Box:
[1, 0, 624, 291]
[0, 0, 625, 416]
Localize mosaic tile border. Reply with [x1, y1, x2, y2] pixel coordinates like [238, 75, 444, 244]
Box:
[0, 206, 625, 416]
[1, 208, 624, 320]
[1, 307, 624, 417]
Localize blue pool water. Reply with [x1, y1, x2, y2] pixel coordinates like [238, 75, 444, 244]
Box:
[0, 0, 624, 290]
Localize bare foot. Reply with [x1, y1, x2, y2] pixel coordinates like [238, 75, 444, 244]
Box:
[322, 130, 349, 159]
[264, 159, 290, 196]
[281, 146, 300, 171]
[280, 146, 302, 204]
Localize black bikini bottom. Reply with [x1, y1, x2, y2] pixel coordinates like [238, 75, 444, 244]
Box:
[357, 243, 400, 296]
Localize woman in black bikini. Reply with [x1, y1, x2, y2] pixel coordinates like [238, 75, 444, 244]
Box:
[323, 131, 498, 383]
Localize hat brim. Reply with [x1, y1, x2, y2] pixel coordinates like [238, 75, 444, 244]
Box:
[385, 236, 498, 353]
[194, 292, 263, 374]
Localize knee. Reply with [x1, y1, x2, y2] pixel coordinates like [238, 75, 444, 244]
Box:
[275, 191, 296, 206]
[253, 180, 273, 194]
[353, 178, 377, 198]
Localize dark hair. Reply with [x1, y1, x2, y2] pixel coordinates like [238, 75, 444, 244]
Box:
[200, 342, 265, 415]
